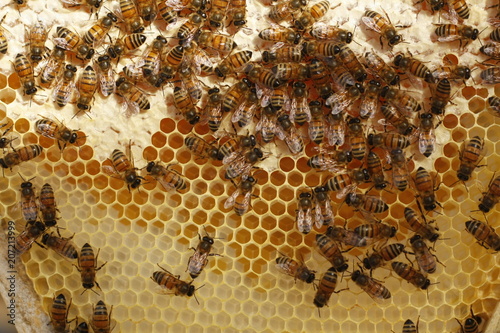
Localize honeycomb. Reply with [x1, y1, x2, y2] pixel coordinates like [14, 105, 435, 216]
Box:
[0, 0, 499, 333]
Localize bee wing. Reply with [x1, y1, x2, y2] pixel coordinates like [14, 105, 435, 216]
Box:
[102, 164, 119, 176]
[60, 0, 83, 5]
[322, 199, 333, 225]
[240, 191, 253, 214]
[285, 134, 304, 155]
[488, 18, 500, 27]
[436, 34, 462, 43]
[188, 250, 208, 275]
[121, 96, 141, 116]
[166, 0, 189, 10]
[275, 123, 287, 141]
[418, 128, 436, 156]
[407, 74, 424, 90]
[156, 176, 177, 192]
[336, 184, 356, 199]
[326, 92, 348, 115]
[99, 71, 116, 97]
[313, 204, 323, 229]
[327, 123, 345, 147]
[53, 37, 74, 51]
[359, 97, 378, 119]
[231, 100, 247, 123]
[224, 188, 240, 209]
[361, 16, 383, 34]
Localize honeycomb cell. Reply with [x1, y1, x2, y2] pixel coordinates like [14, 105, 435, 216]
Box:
[0, 73, 7, 89]
[8, 73, 20, 89]
[0, 88, 15, 104]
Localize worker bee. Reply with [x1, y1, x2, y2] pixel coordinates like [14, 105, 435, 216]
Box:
[326, 225, 367, 247]
[141, 35, 167, 80]
[478, 174, 500, 213]
[310, 22, 353, 43]
[35, 116, 79, 151]
[262, 44, 303, 64]
[490, 27, 500, 42]
[224, 147, 264, 180]
[308, 58, 333, 99]
[116, 76, 151, 115]
[324, 168, 369, 198]
[27, 21, 49, 63]
[83, 13, 117, 48]
[53, 64, 77, 107]
[222, 78, 252, 113]
[326, 84, 364, 116]
[259, 25, 301, 44]
[73, 321, 89, 333]
[366, 151, 389, 190]
[360, 80, 381, 120]
[256, 106, 278, 143]
[203, 87, 223, 132]
[276, 114, 304, 155]
[0, 121, 14, 149]
[362, 243, 405, 270]
[0, 144, 44, 170]
[185, 134, 219, 160]
[39, 183, 58, 228]
[177, 11, 206, 41]
[432, 63, 471, 83]
[314, 267, 340, 311]
[380, 86, 422, 115]
[361, 10, 403, 48]
[18, 175, 37, 225]
[351, 267, 391, 299]
[179, 64, 202, 101]
[272, 63, 310, 82]
[345, 192, 389, 215]
[14, 53, 37, 95]
[136, 0, 158, 23]
[96, 55, 115, 97]
[209, 0, 229, 27]
[14, 221, 45, 254]
[448, 0, 470, 20]
[334, 45, 367, 82]
[465, 219, 500, 251]
[393, 53, 433, 84]
[275, 255, 316, 283]
[364, 52, 399, 86]
[173, 83, 200, 125]
[418, 113, 437, 158]
[487, 95, 500, 117]
[391, 261, 431, 290]
[390, 148, 410, 192]
[54, 27, 94, 60]
[379, 103, 417, 136]
[302, 40, 339, 57]
[316, 234, 348, 272]
[246, 64, 282, 89]
[50, 294, 72, 333]
[60, 0, 102, 13]
[288, 81, 310, 125]
[76, 243, 107, 295]
[76, 65, 97, 112]
[354, 222, 397, 244]
[347, 117, 367, 160]
[157, 45, 185, 82]
[409, 234, 438, 274]
[228, 0, 247, 27]
[457, 136, 484, 182]
[404, 206, 440, 242]
[156, 0, 177, 25]
[416, 0, 444, 13]
[225, 174, 257, 216]
[151, 264, 200, 300]
[40, 47, 66, 88]
[187, 227, 222, 278]
[294, 0, 331, 30]
[90, 300, 114, 333]
[0, 15, 8, 55]
[414, 167, 439, 211]
[232, 88, 259, 128]
[480, 42, 500, 60]
[296, 190, 315, 234]
[313, 186, 333, 226]
[184, 41, 214, 75]
[268, 0, 307, 23]
[325, 109, 346, 147]
[107, 33, 146, 60]
[196, 31, 235, 53]
[480, 66, 500, 84]
[41, 232, 78, 259]
[434, 24, 478, 48]
[455, 307, 483, 333]
[309, 101, 326, 145]
[146, 162, 189, 193]
[215, 50, 252, 78]
[119, 0, 145, 33]
[307, 150, 351, 172]
[103, 145, 144, 191]
[368, 132, 411, 150]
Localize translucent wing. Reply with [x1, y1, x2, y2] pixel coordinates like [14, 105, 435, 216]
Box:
[361, 16, 384, 34]
[224, 187, 240, 209]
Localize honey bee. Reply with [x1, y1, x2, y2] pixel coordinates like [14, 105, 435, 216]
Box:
[73, 321, 89, 333]
[455, 308, 483, 333]
[354, 222, 397, 244]
[39, 183, 58, 228]
[0, 15, 8, 55]
[136, 0, 158, 23]
[434, 24, 478, 48]
[35, 116, 79, 151]
[246, 64, 282, 89]
[366, 151, 388, 191]
[308, 58, 333, 99]
[417, 0, 444, 13]
[166, 0, 207, 11]
[368, 132, 411, 150]
[40, 47, 66, 88]
[103, 145, 144, 191]
[393, 53, 433, 84]
[289, 81, 310, 125]
[54, 27, 94, 60]
[276, 114, 304, 154]
[347, 117, 366, 160]
[53, 64, 77, 107]
[158, 45, 185, 82]
[203, 87, 223, 132]
[296, 190, 314, 234]
[309, 101, 326, 145]
[0, 121, 14, 149]
[414, 167, 439, 211]
[487, 95, 500, 117]
[151, 264, 199, 300]
[232, 88, 259, 128]
[179, 64, 202, 101]
[313, 186, 333, 226]
[76, 243, 107, 294]
[268, 0, 307, 23]
[27, 21, 49, 63]
[197, 31, 235, 53]
[272, 62, 310, 82]
[0, 144, 44, 170]
[42, 232, 78, 259]
[275, 255, 316, 283]
[307, 150, 351, 172]
[60, 0, 102, 13]
[146, 162, 189, 193]
[334, 45, 367, 82]
[380, 103, 417, 136]
[294, 0, 331, 30]
[259, 25, 301, 44]
[478, 174, 500, 213]
[108, 33, 147, 60]
[50, 294, 72, 333]
[187, 227, 222, 278]
[184, 134, 219, 160]
[76, 65, 97, 112]
[326, 84, 363, 115]
[184, 41, 214, 75]
[177, 11, 206, 41]
[457, 136, 484, 182]
[391, 261, 431, 290]
[326, 225, 367, 247]
[15, 221, 45, 254]
[404, 207, 440, 242]
[345, 192, 389, 215]
[363, 243, 405, 270]
[90, 300, 114, 333]
[19, 176, 37, 224]
[173, 83, 200, 125]
[351, 267, 391, 299]
[410, 234, 438, 273]
[313, 267, 339, 310]
[215, 50, 252, 78]
[360, 80, 381, 120]
[324, 56, 356, 91]
[418, 113, 437, 158]
[480, 66, 500, 84]
[222, 78, 252, 113]
[480, 42, 500, 60]
[324, 168, 369, 198]
[228, 0, 247, 27]
[119, 0, 145, 33]
[209, 0, 229, 27]
[116, 76, 151, 115]
[310, 22, 353, 43]
[380, 86, 422, 115]
[432, 64, 471, 83]
[316, 233, 348, 272]
[141, 35, 167, 80]
[14, 53, 37, 95]
[256, 106, 278, 143]
[465, 219, 500, 251]
[83, 13, 117, 47]
[157, 0, 177, 25]
[364, 52, 399, 86]
[390, 148, 410, 192]
[448, 0, 470, 20]
[262, 45, 302, 64]
[96, 55, 115, 97]
[224, 147, 264, 180]
[361, 10, 403, 48]
[225, 174, 257, 216]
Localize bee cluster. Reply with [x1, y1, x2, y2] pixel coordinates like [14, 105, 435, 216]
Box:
[0, 0, 500, 332]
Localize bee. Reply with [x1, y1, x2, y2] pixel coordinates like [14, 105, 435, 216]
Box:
[457, 136, 484, 182]
[414, 167, 439, 211]
[334, 45, 367, 82]
[203, 87, 223, 132]
[380, 103, 417, 136]
[456, 308, 483, 333]
[209, 0, 229, 27]
[272, 63, 310, 82]
[137, 0, 158, 23]
[362, 243, 405, 270]
[184, 134, 219, 160]
[309, 58, 333, 99]
[347, 117, 367, 160]
[345, 192, 389, 214]
[40, 47, 66, 88]
[0, 144, 44, 170]
[364, 52, 399, 86]
[417, 0, 444, 13]
[366, 151, 389, 191]
[76, 243, 107, 294]
[54, 27, 94, 60]
[0, 15, 8, 55]
[480, 43, 500, 60]
[390, 148, 410, 192]
[60, 0, 102, 13]
[480, 66, 500, 84]
[90, 300, 114, 333]
[232, 88, 259, 128]
[27, 21, 49, 63]
[146, 162, 189, 193]
[487, 96, 500, 117]
[434, 24, 478, 48]
[177, 11, 206, 41]
[224, 147, 264, 180]
[310, 22, 353, 43]
[324, 56, 356, 92]
[326, 225, 367, 247]
[324, 168, 369, 197]
[222, 78, 252, 113]
[351, 267, 391, 299]
[391, 261, 431, 290]
[307, 150, 351, 172]
[294, 0, 331, 30]
[289, 81, 310, 125]
[418, 113, 437, 158]
[96, 55, 115, 97]
[197, 31, 235, 53]
[15, 221, 46, 254]
[173, 83, 200, 125]
[448, 0, 470, 20]
[367, 132, 411, 150]
[309, 101, 326, 144]
[256, 106, 278, 143]
[103, 145, 144, 191]
[360, 80, 381, 120]
[73, 321, 89, 333]
[39, 183, 58, 228]
[276, 114, 304, 154]
[187, 227, 221, 278]
[107, 33, 147, 60]
[478, 174, 500, 213]
[151, 265, 199, 299]
[354, 222, 397, 244]
[116, 76, 151, 115]
[296, 190, 314, 234]
[225, 174, 257, 216]
[184, 41, 214, 75]
[228, 0, 247, 26]
[313, 186, 333, 226]
[432, 64, 471, 83]
[53, 64, 77, 107]
[76, 65, 97, 112]
[313, 267, 339, 310]
[326, 84, 364, 115]
[14, 53, 37, 95]
[316, 234, 348, 272]
[380, 86, 422, 115]
[259, 25, 301, 44]
[361, 10, 403, 48]
[119, 0, 145, 33]
[50, 294, 72, 333]
[19, 176, 37, 224]
[41, 232, 78, 259]
[262, 45, 302, 64]
[215, 50, 252, 78]
[404, 207, 440, 242]
[0, 121, 14, 149]
[393, 53, 433, 84]
[179, 64, 202, 101]
[156, 0, 177, 25]
[275, 255, 316, 283]
[158, 45, 185, 82]
[268, 0, 307, 23]
[83, 13, 117, 47]
[166, 0, 207, 11]
[35, 116, 79, 151]
[141, 36, 167, 80]
[246, 64, 282, 89]
[409, 234, 438, 274]
[490, 27, 500, 42]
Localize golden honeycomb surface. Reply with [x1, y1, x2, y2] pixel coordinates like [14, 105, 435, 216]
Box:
[0, 0, 499, 333]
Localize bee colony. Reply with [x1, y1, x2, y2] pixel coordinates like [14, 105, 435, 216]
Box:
[0, 0, 499, 332]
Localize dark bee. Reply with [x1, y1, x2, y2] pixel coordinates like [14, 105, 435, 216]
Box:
[354, 223, 397, 244]
[380, 86, 422, 115]
[116, 76, 151, 115]
[229, 0, 247, 26]
[76, 65, 98, 112]
[465, 219, 500, 251]
[310, 22, 352, 43]
[366, 151, 388, 191]
[275, 255, 316, 283]
[360, 80, 381, 120]
[351, 267, 391, 299]
[107, 33, 147, 60]
[325, 108, 346, 147]
[316, 234, 348, 272]
[268, 0, 307, 23]
[313, 186, 333, 226]
[209, 0, 229, 27]
[480, 66, 500, 84]
[307, 150, 351, 172]
[102, 145, 143, 191]
[457, 136, 484, 181]
[418, 113, 437, 158]
[334, 45, 367, 82]
[346, 192, 388, 215]
[146, 162, 189, 193]
[414, 167, 439, 211]
[432, 64, 471, 83]
[177, 11, 206, 41]
[246, 64, 283, 89]
[215, 50, 252, 78]
[224, 174, 257, 216]
[50, 294, 72, 333]
[401, 318, 419, 333]
[39, 183, 58, 228]
[434, 24, 478, 48]
[404, 207, 440, 242]
[151, 265, 199, 300]
[259, 26, 301, 44]
[14, 53, 37, 95]
[119, 0, 145, 33]
[222, 78, 252, 113]
[256, 106, 278, 143]
[41, 232, 78, 259]
[380, 103, 417, 136]
[368, 132, 411, 150]
[391, 261, 431, 290]
[90, 300, 114, 333]
[178, 64, 202, 102]
[197, 31, 236, 53]
[325, 225, 367, 247]
[262, 45, 303, 64]
[15, 221, 45, 255]
[308, 58, 333, 99]
[19, 176, 37, 224]
[141, 36, 167, 83]
[324, 168, 369, 198]
[0, 121, 14, 149]
[54, 27, 94, 60]
[136, 0, 158, 23]
[313, 267, 339, 310]
[73, 321, 89, 333]
[480, 43, 500, 60]
[409, 234, 437, 274]
[455, 308, 483, 333]
[76, 243, 107, 294]
[270, 85, 288, 112]
[364, 52, 399, 86]
[393, 53, 433, 83]
[40, 47, 66, 88]
[218, 133, 256, 162]
[361, 10, 403, 48]
[309, 101, 326, 144]
[390, 148, 410, 192]
[157, 45, 185, 83]
[478, 174, 500, 213]
[289, 81, 310, 124]
[187, 227, 221, 278]
[296, 190, 314, 234]
[232, 88, 259, 128]
[0, 144, 44, 170]
[347, 117, 366, 161]
[224, 147, 264, 180]
[294, 0, 331, 30]
[53, 64, 77, 107]
[96, 55, 115, 97]
[362, 243, 405, 270]
[184, 134, 219, 160]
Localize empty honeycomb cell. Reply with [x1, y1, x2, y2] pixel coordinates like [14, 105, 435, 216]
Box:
[253, 229, 267, 245]
[200, 196, 215, 210]
[47, 273, 65, 290]
[168, 133, 184, 150]
[443, 113, 459, 129]
[0, 88, 15, 104]
[435, 157, 451, 173]
[70, 161, 85, 177]
[209, 181, 225, 196]
[0, 73, 6, 89]
[26, 262, 40, 279]
[278, 186, 294, 201]
[452, 187, 467, 201]
[287, 171, 303, 187]
[270, 170, 286, 186]
[77, 175, 93, 190]
[468, 97, 485, 114]
[142, 145, 158, 162]
[175, 207, 190, 222]
[260, 185, 276, 201]
[468, 127, 486, 139]
[214, 312, 231, 329]
[7, 73, 20, 89]
[280, 157, 295, 172]
[0, 188, 15, 205]
[244, 243, 259, 260]
[34, 278, 49, 296]
[461, 86, 476, 100]
[183, 223, 199, 238]
[160, 118, 176, 134]
[261, 215, 276, 231]
[183, 193, 199, 209]
[477, 88, 489, 98]
[175, 149, 191, 164]
[451, 127, 467, 143]
[235, 257, 250, 273]
[242, 215, 258, 231]
[184, 165, 199, 180]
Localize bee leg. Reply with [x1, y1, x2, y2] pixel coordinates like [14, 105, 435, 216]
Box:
[95, 260, 108, 271]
